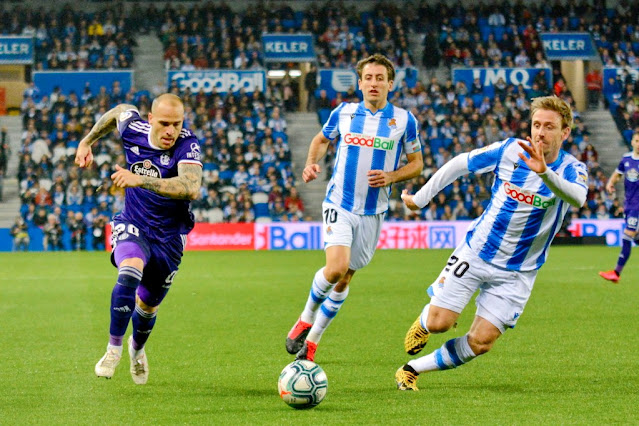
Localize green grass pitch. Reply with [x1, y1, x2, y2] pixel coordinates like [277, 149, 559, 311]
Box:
[1, 247, 637, 424]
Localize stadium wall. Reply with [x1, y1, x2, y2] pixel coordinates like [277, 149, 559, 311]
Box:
[0, 219, 626, 252]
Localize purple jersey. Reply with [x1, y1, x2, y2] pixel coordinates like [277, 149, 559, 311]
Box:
[113, 109, 202, 242]
[616, 153, 639, 210]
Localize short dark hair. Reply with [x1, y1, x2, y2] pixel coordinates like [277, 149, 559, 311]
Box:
[356, 54, 395, 82]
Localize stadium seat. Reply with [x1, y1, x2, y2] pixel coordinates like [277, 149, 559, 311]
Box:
[206, 208, 224, 223]
[492, 26, 506, 40]
[318, 108, 331, 125]
[623, 129, 634, 143]
[254, 203, 270, 218]
[252, 192, 268, 204]
[220, 185, 238, 195]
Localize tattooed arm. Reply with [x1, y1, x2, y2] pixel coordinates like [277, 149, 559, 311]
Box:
[75, 104, 138, 168]
[110, 162, 203, 201]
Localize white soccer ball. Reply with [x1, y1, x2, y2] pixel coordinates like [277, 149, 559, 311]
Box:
[278, 360, 328, 409]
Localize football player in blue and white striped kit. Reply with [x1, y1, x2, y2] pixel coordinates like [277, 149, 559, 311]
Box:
[286, 54, 424, 362]
[395, 96, 588, 390]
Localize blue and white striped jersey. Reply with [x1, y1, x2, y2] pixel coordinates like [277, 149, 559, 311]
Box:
[465, 138, 588, 271]
[322, 102, 421, 215]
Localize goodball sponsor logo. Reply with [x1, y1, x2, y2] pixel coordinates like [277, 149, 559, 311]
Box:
[504, 181, 556, 209]
[344, 132, 395, 150]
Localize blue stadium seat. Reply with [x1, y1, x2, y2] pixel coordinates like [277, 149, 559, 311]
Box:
[492, 26, 506, 40]
[480, 26, 491, 42]
[254, 203, 270, 218]
[318, 108, 331, 125]
[569, 17, 580, 29]
[623, 129, 634, 143]
[451, 17, 463, 28]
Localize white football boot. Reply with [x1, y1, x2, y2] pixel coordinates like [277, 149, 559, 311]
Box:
[128, 336, 149, 385]
[95, 346, 122, 379]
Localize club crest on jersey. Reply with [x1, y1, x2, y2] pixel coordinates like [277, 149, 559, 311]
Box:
[160, 153, 171, 165]
[388, 118, 397, 128]
[627, 168, 639, 182]
[131, 160, 161, 178]
[343, 132, 395, 151]
[504, 181, 556, 209]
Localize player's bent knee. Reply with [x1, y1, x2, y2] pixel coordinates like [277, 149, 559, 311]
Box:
[425, 318, 454, 333]
[323, 265, 348, 283]
[136, 295, 159, 314]
[467, 333, 496, 355]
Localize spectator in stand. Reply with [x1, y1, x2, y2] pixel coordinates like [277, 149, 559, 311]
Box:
[11, 217, 30, 251]
[586, 68, 603, 109]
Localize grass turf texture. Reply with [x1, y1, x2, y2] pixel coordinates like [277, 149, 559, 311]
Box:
[1, 247, 637, 424]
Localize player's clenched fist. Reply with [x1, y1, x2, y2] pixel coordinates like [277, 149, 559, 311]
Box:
[303, 164, 321, 183]
[111, 164, 143, 188]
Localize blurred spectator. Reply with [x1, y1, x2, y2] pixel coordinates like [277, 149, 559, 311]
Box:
[10, 217, 30, 251]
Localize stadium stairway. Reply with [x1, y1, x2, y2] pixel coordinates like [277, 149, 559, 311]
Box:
[287, 112, 325, 220]
[132, 35, 166, 92]
[581, 106, 627, 187]
[0, 115, 24, 227]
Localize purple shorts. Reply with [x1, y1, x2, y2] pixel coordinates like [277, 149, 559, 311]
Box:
[110, 220, 185, 307]
[625, 210, 639, 232]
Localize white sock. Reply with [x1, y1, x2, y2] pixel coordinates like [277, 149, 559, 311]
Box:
[408, 334, 477, 373]
[300, 267, 335, 324]
[107, 344, 123, 355]
[420, 304, 431, 331]
[307, 287, 350, 344]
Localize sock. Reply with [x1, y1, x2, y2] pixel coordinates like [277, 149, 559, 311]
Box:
[615, 234, 633, 276]
[107, 343, 123, 354]
[108, 266, 142, 346]
[420, 304, 431, 331]
[131, 304, 157, 354]
[307, 287, 349, 344]
[300, 267, 336, 324]
[408, 335, 477, 373]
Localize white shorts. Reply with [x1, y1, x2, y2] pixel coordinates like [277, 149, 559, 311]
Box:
[322, 202, 383, 270]
[428, 242, 537, 333]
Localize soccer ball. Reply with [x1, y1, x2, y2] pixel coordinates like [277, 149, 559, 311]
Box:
[278, 360, 328, 409]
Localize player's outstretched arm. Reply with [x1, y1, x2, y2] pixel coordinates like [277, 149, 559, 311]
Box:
[303, 131, 332, 183]
[75, 103, 138, 168]
[111, 163, 202, 200]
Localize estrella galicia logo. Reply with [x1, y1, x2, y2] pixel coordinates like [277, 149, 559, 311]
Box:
[429, 226, 455, 249]
[131, 160, 161, 178]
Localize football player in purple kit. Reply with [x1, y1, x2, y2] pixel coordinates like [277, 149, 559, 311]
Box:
[600, 132, 639, 283]
[75, 93, 202, 384]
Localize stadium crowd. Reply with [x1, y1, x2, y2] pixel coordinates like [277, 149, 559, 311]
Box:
[3, 0, 637, 251]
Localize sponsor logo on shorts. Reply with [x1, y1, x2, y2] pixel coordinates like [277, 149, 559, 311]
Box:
[343, 132, 395, 151]
[131, 160, 161, 178]
[503, 181, 556, 209]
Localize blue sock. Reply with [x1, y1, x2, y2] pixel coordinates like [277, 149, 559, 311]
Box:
[408, 335, 477, 373]
[109, 266, 142, 346]
[615, 234, 633, 276]
[131, 305, 157, 350]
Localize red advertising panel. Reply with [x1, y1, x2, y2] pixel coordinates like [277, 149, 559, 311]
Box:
[186, 223, 255, 250]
